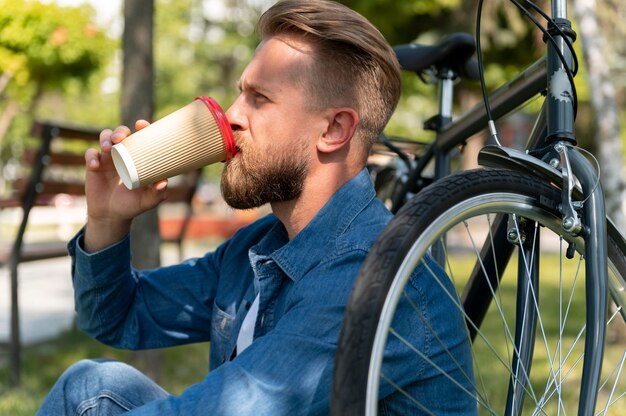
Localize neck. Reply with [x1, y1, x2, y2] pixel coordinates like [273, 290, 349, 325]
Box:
[271, 163, 362, 240]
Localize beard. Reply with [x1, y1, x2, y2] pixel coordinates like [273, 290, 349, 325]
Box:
[220, 135, 310, 210]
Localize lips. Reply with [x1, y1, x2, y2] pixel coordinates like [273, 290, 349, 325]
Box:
[233, 132, 246, 156]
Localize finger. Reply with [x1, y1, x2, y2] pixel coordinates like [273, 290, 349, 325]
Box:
[135, 119, 150, 131]
[99, 129, 113, 152]
[142, 179, 168, 209]
[110, 125, 132, 145]
[85, 148, 101, 170]
[153, 178, 168, 192]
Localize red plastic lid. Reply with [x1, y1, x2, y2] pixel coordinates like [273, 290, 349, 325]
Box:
[195, 96, 237, 159]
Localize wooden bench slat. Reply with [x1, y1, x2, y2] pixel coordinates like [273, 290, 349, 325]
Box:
[22, 149, 87, 166]
[39, 181, 86, 196]
[2, 120, 203, 386]
[31, 121, 100, 141]
[0, 241, 69, 264]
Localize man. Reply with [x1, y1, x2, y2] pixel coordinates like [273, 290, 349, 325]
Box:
[37, 1, 474, 414]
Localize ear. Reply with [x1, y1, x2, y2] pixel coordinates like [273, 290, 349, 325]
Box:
[316, 108, 359, 153]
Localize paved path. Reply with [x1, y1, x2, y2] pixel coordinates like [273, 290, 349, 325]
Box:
[0, 243, 214, 347]
[0, 257, 75, 345]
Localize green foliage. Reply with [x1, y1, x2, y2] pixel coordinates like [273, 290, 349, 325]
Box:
[339, 0, 463, 45]
[333, 0, 548, 142]
[4, 0, 622, 164]
[154, 0, 262, 118]
[0, 0, 115, 168]
[0, 0, 113, 98]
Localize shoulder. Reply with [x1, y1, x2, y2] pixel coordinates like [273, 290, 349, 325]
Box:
[336, 195, 392, 254]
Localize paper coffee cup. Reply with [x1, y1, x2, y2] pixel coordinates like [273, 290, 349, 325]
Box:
[111, 96, 236, 190]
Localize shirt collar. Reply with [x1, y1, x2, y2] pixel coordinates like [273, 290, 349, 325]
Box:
[249, 168, 375, 282]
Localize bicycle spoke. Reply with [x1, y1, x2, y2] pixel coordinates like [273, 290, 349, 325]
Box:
[379, 372, 436, 416]
[463, 215, 502, 412]
[400, 290, 483, 403]
[419, 253, 495, 410]
[470, 215, 543, 410]
[334, 170, 626, 416]
[421, 254, 541, 408]
[599, 350, 626, 416]
[510, 217, 540, 414]
[464, 219, 517, 347]
[537, 297, 626, 411]
[598, 392, 626, 416]
[535, 242, 583, 412]
[485, 214, 514, 378]
[387, 327, 492, 412]
[511, 218, 553, 364]
[540, 328, 586, 407]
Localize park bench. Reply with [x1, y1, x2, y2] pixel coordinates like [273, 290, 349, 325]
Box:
[0, 120, 201, 385]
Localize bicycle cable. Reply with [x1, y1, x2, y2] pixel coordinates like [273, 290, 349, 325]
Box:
[474, 0, 500, 146]
[475, 0, 580, 147]
[511, 0, 579, 118]
[520, 0, 579, 76]
[572, 144, 602, 205]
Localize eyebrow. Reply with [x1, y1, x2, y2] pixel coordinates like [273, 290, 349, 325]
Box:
[238, 80, 271, 96]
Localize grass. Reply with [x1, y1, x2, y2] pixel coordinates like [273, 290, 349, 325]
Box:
[1, 251, 625, 414]
[0, 329, 209, 415]
[451, 251, 626, 415]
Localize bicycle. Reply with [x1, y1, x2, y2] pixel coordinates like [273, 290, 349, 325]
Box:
[331, 0, 626, 414]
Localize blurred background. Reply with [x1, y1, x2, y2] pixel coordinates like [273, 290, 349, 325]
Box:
[0, 0, 624, 413]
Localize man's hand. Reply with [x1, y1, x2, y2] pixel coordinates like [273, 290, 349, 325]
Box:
[83, 120, 168, 252]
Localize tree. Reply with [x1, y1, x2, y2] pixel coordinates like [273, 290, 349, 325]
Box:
[122, 0, 165, 380]
[573, 0, 626, 343]
[0, 0, 111, 155]
[123, 0, 160, 272]
[573, 0, 624, 228]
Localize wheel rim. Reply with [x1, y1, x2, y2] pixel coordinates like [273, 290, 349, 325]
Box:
[366, 193, 626, 415]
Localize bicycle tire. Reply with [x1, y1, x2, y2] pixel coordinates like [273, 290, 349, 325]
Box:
[331, 168, 626, 415]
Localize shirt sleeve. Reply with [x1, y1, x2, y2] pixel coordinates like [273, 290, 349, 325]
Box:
[69, 229, 222, 349]
[123, 249, 367, 416]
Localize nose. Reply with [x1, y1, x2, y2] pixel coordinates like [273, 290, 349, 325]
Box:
[226, 95, 247, 133]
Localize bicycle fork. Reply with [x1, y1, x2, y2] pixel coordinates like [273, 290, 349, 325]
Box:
[545, 0, 609, 410]
[562, 146, 608, 416]
[475, 141, 609, 415]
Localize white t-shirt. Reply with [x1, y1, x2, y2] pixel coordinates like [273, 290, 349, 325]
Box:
[236, 294, 260, 354]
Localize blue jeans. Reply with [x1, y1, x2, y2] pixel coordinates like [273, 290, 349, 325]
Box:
[36, 359, 169, 415]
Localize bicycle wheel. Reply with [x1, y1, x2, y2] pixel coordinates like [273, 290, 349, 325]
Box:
[332, 168, 626, 415]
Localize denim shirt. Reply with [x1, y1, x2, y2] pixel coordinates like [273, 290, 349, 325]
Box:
[68, 169, 393, 415]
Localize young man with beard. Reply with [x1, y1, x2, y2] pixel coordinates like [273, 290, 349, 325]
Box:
[37, 0, 475, 415]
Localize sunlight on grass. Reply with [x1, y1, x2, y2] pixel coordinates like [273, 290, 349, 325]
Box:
[0, 330, 209, 415]
[2, 246, 625, 414]
[450, 249, 626, 414]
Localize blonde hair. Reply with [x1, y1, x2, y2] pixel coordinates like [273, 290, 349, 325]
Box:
[257, 0, 401, 152]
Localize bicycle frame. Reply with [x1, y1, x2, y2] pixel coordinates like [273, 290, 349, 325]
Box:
[487, 1, 606, 412]
[332, 0, 625, 413]
[389, 56, 547, 213]
[390, 0, 610, 412]
[437, 56, 547, 155]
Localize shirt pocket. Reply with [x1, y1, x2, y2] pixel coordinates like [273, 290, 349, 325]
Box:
[210, 303, 237, 366]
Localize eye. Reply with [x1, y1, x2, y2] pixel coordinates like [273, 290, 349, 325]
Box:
[253, 92, 269, 103]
